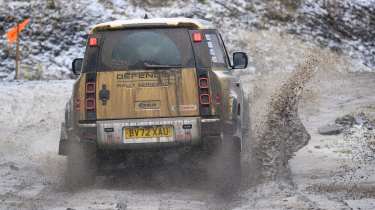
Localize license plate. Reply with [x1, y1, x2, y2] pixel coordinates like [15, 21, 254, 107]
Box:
[124, 126, 173, 139]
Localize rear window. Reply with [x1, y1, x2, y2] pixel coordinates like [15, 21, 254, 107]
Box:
[97, 28, 195, 71]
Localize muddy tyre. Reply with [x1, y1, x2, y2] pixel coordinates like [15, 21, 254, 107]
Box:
[65, 142, 97, 189]
[209, 134, 241, 194]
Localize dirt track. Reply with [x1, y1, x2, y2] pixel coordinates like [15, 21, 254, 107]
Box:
[1, 28, 375, 209]
[0, 68, 375, 209]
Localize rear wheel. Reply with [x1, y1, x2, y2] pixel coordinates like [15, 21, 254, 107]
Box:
[65, 141, 97, 189]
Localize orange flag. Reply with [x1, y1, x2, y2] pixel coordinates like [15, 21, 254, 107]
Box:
[6, 18, 30, 44]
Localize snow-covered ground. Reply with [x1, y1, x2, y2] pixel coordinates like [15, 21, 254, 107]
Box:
[1, 70, 375, 210]
[1, 0, 375, 80]
[1, 1, 375, 209]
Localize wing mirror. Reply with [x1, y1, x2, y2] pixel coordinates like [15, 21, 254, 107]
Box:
[232, 52, 248, 69]
[72, 58, 83, 75]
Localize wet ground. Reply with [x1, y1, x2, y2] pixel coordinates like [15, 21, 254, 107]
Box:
[0, 34, 375, 210]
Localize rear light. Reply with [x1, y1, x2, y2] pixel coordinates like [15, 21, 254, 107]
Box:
[200, 94, 211, 105]
[85, 81, 96, 111]
[85, 98, 96, 110]
[84, 73, 97, 120]
[89, 37, 97, 47]
[192, 32, 203, 42]
[198, 75, 210, 106]
[199, 78, 209, 89]
[86, 82, 96, 93]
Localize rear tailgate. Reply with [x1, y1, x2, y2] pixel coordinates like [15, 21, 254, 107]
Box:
[96, 68, 199, 119]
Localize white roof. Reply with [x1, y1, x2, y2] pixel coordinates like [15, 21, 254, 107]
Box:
[91, 18, 214, 32]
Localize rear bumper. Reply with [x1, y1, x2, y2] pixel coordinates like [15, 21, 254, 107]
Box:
[59, 117, 221, 155]
[79, 117, 222, 150]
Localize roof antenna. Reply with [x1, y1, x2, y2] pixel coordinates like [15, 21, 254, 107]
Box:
[144, 14, 149, 19]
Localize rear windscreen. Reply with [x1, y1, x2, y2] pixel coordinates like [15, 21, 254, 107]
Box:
[97, 28, 195, 71]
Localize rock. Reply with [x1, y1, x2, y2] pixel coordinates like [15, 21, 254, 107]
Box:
[335, 114, 355, 127]
[116, 202, 127, 210]
[40, 43, 52, 51]
[9, 164, 19, 171]
[0, 51, 8, 60]
[354, 112, 369, 125]
[37, 35, 47, 42]
[31, 48, 40, 55]
[64, 39, 74, 46]
[53, 50, 60, 56]
[318, 124, 343, 135]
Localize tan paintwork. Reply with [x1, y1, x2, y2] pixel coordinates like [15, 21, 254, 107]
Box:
[95, 68, 200, 120]
[74, 73, 86, 121]
[91, 18, 214, 33]
[211, 69, 234, 121]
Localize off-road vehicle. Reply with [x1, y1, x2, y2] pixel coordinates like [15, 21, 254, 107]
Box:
[59, 18, 248, 189]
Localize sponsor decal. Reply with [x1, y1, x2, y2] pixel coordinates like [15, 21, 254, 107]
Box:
[116, 71, 175, 88]
[135, 101, 161, 110]
[172, 104, 197, 112]
[104, 127, 114, 132]
[183, 124, 193, 129]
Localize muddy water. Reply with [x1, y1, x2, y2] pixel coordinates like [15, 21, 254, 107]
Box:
[254, 56, 319, 181]
[234, 29, 375, 209]
[240, 55, 320, 187]
[237, 30, 370, 187]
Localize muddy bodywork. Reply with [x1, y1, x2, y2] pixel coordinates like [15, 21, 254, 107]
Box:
[59, 18, 245, 155]
[59, 70, 240, 154]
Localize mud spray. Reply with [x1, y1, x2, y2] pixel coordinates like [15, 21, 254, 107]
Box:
[241, 53, 321, 187]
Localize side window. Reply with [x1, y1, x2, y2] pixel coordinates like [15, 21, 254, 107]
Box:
[82, 35, 101, 73]
[189, 30, 229, 69]
[218, 33, 232, 68]
[205, 33, 225, 65]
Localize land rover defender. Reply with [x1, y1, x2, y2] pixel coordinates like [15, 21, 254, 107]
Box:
[59, 18, 248, 189]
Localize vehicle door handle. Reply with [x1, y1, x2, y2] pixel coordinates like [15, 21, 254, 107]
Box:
[99, 84, 110, 105]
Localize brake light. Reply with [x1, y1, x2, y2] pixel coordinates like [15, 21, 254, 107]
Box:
[192, 32, 203, 42]
[89, 37, 97, 46]
[199, 78, 209, 89]
[198, 75, 210, 106]
[85, 98, 96, 110]
[84, 73, 97, 120]
[86, 82, 96, 93]
[85, 81, 96, 111]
